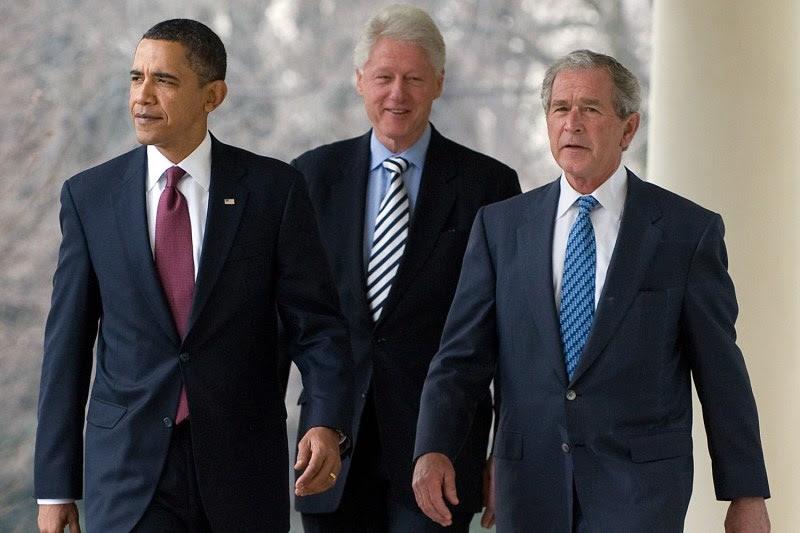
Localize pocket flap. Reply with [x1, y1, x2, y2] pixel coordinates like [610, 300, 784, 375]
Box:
[492, 430, 523, 460]
[86, 397, 127, 428]
[629, 430, 692, 463]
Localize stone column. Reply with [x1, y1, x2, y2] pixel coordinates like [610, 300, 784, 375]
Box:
[649, 0, 800, 529]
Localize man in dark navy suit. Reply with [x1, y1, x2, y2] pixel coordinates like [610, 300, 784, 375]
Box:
[413, 50, 770, 532]
[290, 5, 520, 532]
[35, 19, 352, 533]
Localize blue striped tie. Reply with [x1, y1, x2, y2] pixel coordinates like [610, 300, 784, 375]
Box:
[560, 195, 599, 379]
[366, 156, 410, 322]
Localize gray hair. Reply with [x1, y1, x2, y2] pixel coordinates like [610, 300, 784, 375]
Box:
[541, 49, 640, 118]
[353, 4, 445, 73]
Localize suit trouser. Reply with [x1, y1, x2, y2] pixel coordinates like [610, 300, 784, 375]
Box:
[301, 392, 473, 533]
[132, 421, 213, 532]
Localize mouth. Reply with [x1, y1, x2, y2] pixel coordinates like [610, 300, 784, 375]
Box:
[134, 112, 162, 124]
[385, 108, 409, 116]
[562, 143, 588, 151]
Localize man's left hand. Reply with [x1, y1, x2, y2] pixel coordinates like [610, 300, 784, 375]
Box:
[724, 497, 770, 533]
[294, 426, 341, 496]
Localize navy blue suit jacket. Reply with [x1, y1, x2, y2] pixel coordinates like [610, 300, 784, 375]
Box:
[415, 171, 769, 532]
[34, 136, 353, 532]
[291, 126, 520, 513]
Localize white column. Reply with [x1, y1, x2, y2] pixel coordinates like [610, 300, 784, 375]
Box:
[649, 1, 800, 529]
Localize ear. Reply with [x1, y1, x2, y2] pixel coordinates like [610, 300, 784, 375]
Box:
[355, 68, 364, 96]
[434, 70, 445, 100]
[620, 111, 640, 150]
[204, 80, 228, 112]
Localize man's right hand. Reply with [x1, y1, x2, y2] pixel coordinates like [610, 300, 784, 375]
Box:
[412, 452, 459, 527]
[38, 503, 81, 533]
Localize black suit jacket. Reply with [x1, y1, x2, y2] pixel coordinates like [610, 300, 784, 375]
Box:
[415, 171, 769, 532]
[34, 136, 353, 532]
[291, 126, 521, 513]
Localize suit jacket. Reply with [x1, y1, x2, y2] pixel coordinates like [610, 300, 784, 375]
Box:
[34, 136, 353, 532]
[291, 126, 520, 513]
[415, 171, 769, 532]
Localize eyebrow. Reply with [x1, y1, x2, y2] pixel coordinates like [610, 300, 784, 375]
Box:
[129, 69, 179, 81]
[551, 97, 603, 108]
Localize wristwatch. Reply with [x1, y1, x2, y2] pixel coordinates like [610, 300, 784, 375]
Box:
[334, 428, 351, 457]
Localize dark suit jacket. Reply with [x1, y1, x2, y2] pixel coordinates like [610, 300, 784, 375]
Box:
[34, 136, 353, 532]
[291, 126, 520, 513]
[415, 171, 769, 532]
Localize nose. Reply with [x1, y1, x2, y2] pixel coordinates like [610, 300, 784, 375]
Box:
[388, 78, 406, 101]
[131, 78, 155, 106]
[564, 108, 583, 132]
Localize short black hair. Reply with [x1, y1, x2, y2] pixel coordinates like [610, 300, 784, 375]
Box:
[142, 18, 226, 85]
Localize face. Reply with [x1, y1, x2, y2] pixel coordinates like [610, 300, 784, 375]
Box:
[129, 39, 226, 163]
[546, 68, 639, 192]
[356, 37, 443, 153]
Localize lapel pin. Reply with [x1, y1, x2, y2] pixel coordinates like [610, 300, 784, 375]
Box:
[224, 198, 235, 205]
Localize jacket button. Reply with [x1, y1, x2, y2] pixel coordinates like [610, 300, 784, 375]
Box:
[179, 352, 190, 363]
[163, 417, 173, 428]
[561, 443, 571, 454]
[376, 337, 387, 344]
[566, 390, 577, 401]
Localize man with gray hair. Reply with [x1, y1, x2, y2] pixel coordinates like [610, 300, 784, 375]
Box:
[413, 49, 770, 532]
[290, 4, 520, 531]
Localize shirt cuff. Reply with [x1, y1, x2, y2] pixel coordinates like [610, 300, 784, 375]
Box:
[37, 499, 75, 505]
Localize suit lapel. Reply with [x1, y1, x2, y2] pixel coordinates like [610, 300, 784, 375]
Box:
[333, 134, 373, 318]
[376, 128, 457, 324]
[572, 171, 663, 382]
[518, 180, 566, 380]
[111, 147, 179, 343]
[186, 137, 248, 335]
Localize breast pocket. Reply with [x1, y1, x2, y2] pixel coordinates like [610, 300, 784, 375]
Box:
[226, 239, 267, 262]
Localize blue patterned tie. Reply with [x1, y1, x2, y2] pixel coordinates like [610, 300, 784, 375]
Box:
[366, 156, 410, 322]
[560, 195, 599, 379]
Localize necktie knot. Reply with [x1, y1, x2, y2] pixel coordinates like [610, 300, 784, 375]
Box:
[577, 195, 599, 214]
[165, 166, 186, 189]
[382, 156, 409, 177]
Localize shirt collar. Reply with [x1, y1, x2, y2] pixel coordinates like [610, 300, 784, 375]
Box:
[146, 131, 212, 191]
[369, 123, 432, 172]
[556, 164, 628, 220]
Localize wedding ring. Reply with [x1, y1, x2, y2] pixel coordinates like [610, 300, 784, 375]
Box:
[329, 472, 337, 481]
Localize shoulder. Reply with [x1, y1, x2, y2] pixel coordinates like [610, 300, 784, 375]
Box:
[431, 130, 516, 177]
[68, 146, 143, 186]
[293, 134, 366, 170]
[630, 173, 719, 226]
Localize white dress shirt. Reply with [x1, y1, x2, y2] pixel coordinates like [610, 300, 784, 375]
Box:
[38, 133, 212, 506]
[146, 132, 212, 279]
[552, 164, 628, 312]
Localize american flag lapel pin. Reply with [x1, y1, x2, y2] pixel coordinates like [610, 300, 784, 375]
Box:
[224, 198, 235, 205]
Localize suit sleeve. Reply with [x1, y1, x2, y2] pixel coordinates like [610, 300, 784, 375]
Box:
[414, 207, 499, 461]
[274, 172, 354, 438]
[34, 181, 100, 499]
[682, 214, 770, 499]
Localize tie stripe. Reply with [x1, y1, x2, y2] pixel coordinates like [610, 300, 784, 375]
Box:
[367, 156, 409, 322]
[560, 195, 599, 379]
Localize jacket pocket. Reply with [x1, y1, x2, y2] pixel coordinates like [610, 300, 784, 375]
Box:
[85, 397, 127, 429]
[628, 430, 692, 463]
[492, 430, 523, 460]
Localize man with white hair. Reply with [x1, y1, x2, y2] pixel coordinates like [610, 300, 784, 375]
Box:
[290, 4, 520, 531]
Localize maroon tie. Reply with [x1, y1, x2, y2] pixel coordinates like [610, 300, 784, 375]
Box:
[155, 166, 193, 424]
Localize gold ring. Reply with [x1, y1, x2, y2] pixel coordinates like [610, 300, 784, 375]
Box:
[329, 472, 337, 481]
